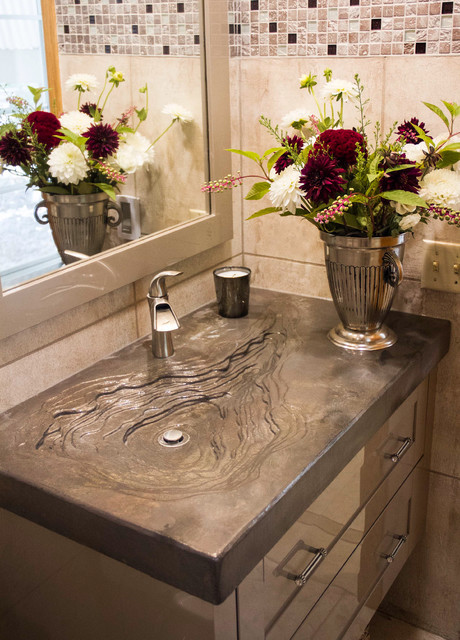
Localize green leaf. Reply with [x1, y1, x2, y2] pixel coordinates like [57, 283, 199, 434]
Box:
[93, 182, 117, 200]
[442, 142, 460, 151]
[386, 164, 421, 172]
[262, 147, 283, 159]
[412, 124, 434, 148]
[441, 101, 460, 119]
[226, 148, 261, 163]
[244, 181, 271, 200]
[437, 150, 460, 168]
[40, 185, 70, 195]
[367, 172, 381, 183]
[380, 190, 428, 208]
[135, 107, 147, 122]
[76, 182, 95, 194]
[267, 148, 285, 174]
[422, 102, 450, 130]
[246, 206, 281, 219]
[343, 212, 365, 229]
[58, 127, 87, 152]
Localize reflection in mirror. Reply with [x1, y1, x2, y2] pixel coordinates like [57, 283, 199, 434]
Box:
[0, 0, 209, 290]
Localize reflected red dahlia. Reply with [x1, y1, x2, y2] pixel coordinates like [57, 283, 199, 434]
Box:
[299, 152, 346, 204]
[274, 135, 304, 175]
[83, 123, 119, 159]
[397, 117, 429, 144]
[314, 128, 366, 168]
[80, 102, 103, 119]
[26, 111, 61, 149]
[0, 130, 31, 166]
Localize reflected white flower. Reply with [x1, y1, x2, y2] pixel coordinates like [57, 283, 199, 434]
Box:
[60, 111, 94, 135]
[48, 143, 88, 185]
[65, 74, 99, 93]
[402, 142, 425, 164]
[268, 165, 302, 214]
[321, 79, 357, 102]
[116, 132, 155, 173]
[399, 213, 422, 231]
[419, 168, 460, 210]
[280, 109, 312, 128]
[162, 104, 194, 123]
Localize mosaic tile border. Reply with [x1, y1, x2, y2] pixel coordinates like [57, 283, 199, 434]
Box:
[55, 0, 460, 57]
[229, 0, 460, 57]
[55, 0, 202, 56]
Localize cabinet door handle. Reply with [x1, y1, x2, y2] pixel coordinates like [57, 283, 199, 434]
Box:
[294, 548, 328, 587]
[385, 436, 413, 463]
[383, 534, 407, 564]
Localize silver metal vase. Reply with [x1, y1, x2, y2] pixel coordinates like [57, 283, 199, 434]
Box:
[34, 192, 122, 265]
[321, 232, 406, 351]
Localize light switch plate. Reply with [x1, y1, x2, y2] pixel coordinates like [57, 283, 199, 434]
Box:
[421, 240, 460, 293]
[116, 195, 142, 241]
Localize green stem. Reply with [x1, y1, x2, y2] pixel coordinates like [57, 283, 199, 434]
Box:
[100, 83, 115, 114]
[96, 73, 109, 110]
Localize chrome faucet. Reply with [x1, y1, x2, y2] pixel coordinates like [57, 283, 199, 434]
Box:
[147, 270, 182, 358]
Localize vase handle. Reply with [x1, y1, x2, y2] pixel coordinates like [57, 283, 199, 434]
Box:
[106, 200, 122, 228]
[383, 249, 404, 287]
[33, 200, 49, 225]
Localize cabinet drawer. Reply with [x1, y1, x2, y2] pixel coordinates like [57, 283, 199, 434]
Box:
[263, 380, 427, 640]
[291, 472, 415, 640]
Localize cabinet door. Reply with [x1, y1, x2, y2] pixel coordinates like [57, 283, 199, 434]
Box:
[290, 473, 414, 640]
[261, 381, 427, 640]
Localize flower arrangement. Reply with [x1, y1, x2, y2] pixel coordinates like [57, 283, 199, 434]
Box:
[203, 70, 460, 237]
[0, 67, 193, 200]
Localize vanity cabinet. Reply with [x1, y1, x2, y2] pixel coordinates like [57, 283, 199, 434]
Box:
[0, 375, 434, 640]
[237, 376, 432, 640]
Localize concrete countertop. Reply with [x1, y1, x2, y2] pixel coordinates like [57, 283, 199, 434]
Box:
[0, 290, 451, 604]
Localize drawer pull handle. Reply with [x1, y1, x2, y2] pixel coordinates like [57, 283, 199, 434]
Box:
[385, 437, 413, 463]
[294, 548, 328, 587]
[384, 534, 407, 564]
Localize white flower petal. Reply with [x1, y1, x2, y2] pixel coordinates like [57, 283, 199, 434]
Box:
[65, 74, 99, 93]
[60, 111, 94, 135]
[321, 79, 357, 102]
[399, 213, 421, 231]
[268, 166, 302, 214]
[116, 132, 155, 173]
[162, 103, 194, 123]
[48, 143, 88, 185]
[419, 168, 460, 210]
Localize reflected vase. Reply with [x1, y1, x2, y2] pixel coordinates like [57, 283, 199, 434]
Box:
[320, 232, 406, 351]
[34, 192, 122, 265]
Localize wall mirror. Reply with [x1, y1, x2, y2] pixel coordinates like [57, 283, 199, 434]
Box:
[0, 0, 232, 339]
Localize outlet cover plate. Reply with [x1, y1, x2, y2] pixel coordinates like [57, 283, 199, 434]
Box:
[421, 240, 460, 293]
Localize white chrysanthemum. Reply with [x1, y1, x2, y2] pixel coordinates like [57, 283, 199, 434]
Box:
[48, 143, 88, 185]
[280, 109, 312, 128]
[321, 79, 357, 102]
[402, 142, 425, 164]
[162, 104, 194, 123]
[65, 74, 99, 93]
[268, 165, 302, 214]
[116, 132, 155, 173]
[419, 168, 460, 210]
[60, 111, 94, 135]
[399, 212, 422, 231]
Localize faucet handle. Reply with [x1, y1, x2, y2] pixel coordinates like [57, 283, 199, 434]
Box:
[148, 270, 182, 298]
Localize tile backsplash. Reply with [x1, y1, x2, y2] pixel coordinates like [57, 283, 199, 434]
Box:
[55, 0, 459, 58]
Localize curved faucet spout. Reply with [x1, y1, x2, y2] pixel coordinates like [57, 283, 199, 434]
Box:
[147, 270, 182, 358]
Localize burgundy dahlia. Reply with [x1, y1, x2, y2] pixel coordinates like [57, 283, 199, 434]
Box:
[314, 128, 366, 168]
[26, 110, 61, 149]
[80, 102, 103, 120]
[379, 154, 422, 193]
[274, 135, 304, 175]
[84, 123, 119, 158]
[0, 130, 31, 166]
[397, 117, 429, 144]
[299, 152, 346, 204]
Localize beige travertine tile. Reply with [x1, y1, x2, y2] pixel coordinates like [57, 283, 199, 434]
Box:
[244, 254, 331, 300]
[0, 305, 137, 413]
[370, 612, 448, 640]
[380, 471, 460, 640]
[0, 284, 135, 367]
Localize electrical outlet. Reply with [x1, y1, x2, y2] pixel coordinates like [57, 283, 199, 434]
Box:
[421, 240, 460, 293]
[116, 195, 141, 241]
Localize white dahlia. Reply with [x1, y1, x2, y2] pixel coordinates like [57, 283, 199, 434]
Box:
[65, 74, 99, 93]
[268, 165, 302, 214]
[116, 132, 155, 173]
[162, 104, 194, 123]
[60, 111, 94, 135]
[402, 142, 425, 164]
[48, 143, 88, 185]
[419, 168, 460, 210]
[280, 109, 312, 129]
[321, 79, 358, 102]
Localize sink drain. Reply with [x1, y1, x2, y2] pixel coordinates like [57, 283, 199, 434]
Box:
[158, 428, 190, 448]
